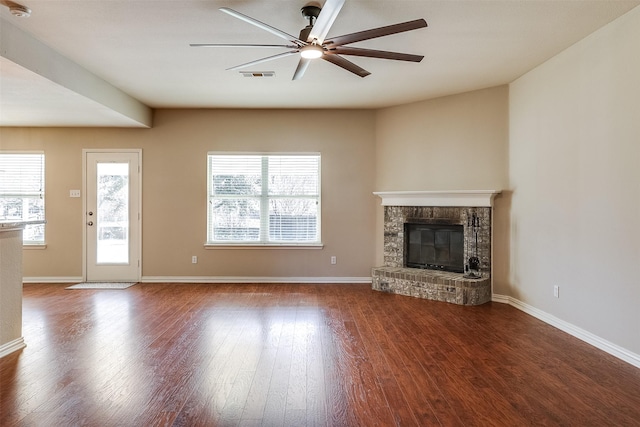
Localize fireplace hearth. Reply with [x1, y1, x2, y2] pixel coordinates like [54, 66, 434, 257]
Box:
[372, 191, 500, 306]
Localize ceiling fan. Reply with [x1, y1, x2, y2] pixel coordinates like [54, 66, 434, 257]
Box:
[190, 0, 427, 80]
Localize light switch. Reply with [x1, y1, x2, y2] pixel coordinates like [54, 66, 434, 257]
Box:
[70, 189, 81, 198]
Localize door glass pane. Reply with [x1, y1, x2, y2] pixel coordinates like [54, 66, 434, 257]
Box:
[96, 162, 129, 264]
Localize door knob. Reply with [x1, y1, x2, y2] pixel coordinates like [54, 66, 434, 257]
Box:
[87, 221, 94, 226]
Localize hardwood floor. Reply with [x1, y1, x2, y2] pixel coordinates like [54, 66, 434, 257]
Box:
[1, 283, 639, 426]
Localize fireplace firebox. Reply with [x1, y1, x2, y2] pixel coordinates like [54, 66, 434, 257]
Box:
[405, 223, 464, 273]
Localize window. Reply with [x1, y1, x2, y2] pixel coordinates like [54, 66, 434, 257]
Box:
[0, 152, 45, 244]
[207, 154, 320, 245]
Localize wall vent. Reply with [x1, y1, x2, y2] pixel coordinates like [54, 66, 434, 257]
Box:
[240, 71, 275, 78]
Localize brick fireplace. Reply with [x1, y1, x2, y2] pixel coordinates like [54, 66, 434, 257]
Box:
[372, 191, 500, 306]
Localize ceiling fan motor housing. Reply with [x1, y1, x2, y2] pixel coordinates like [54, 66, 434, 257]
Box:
[299, 26, 312, 41]
[301, 4, 321, 20]
[300, 5, 322, 42]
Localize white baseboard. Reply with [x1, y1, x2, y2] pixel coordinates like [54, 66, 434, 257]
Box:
[492, 293, 640, 369]
[141, 276, 372, 284]
[22, 276, 372, 284]
[23, 276, 82, 284]
[490, 294, 510, 304]
[0, 337, 26, 358]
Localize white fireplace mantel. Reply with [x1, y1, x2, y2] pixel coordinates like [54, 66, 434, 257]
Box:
[373, 190, 501, 207]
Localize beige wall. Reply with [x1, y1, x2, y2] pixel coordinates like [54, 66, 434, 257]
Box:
[0, 109, 377, 280]
[509, 6, 640, 354]
[375, 86, 509, 192]
[373, 86, 510, 291]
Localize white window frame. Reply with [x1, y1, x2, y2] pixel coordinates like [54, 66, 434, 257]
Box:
[0, 151, 46, 246]
[206, 152, 322, 249]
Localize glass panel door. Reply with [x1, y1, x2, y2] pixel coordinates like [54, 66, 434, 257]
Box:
[96, 162, 129, 264]
[85, 151, 141, 282]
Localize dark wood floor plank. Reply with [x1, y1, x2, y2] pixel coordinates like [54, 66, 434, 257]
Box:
[404, 300, 574, 426]
[304, 305, 329, 427]
[2, 283, 640, 427]
[171, 309, 246, 425]
[362, 292, 454, 426]
[282, 307, 311, 426]
[260, 307, 296, 426]
[346, 290, 423, 426]
[317, 286, 361, 427]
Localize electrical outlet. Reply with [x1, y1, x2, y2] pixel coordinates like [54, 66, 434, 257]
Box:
[330, 256, 337, 265]
[553, 285, 559, 298]
[192, 256, 198, 264]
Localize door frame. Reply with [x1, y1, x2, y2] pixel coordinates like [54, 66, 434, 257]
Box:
[82, 149, 142, 282]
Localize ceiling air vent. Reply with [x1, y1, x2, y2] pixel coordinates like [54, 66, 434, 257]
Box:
[240, 71, 275, 78]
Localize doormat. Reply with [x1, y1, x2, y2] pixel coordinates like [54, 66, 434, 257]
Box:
[66, 282, 137, 290]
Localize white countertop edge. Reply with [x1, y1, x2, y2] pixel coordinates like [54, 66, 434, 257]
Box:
[0, 220, 46, 231]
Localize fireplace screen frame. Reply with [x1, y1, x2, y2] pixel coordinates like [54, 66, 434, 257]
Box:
[404, 222, 465, 273]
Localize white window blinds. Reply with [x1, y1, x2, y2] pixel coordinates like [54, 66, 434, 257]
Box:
[208, 154, 320, 244]
[0, 152, 45, 244]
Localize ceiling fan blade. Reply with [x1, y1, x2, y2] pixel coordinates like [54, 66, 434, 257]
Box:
[220, 7, 304, 46]
[190, 43, 298, 49]
[326, 46, 423, 62]
[324, 19, 427, 47]
[307, 0, 345, 44]
[292, 58, 312, 80]
[227, 51, 299, 71]
[322, 54, 370, 78]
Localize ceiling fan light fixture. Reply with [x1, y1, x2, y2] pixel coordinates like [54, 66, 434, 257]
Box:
[300, 44, 323, 59]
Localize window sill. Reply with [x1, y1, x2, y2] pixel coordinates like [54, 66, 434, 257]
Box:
[205, 243, 324, 250]
[23, 244, 47, 250]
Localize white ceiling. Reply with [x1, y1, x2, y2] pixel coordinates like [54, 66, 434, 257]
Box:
[1, 0, 639, 127]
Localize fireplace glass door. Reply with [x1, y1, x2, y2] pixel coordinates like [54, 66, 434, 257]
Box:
[405, 223, 464, 273]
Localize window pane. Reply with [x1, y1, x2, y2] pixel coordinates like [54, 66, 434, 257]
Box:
[0, 153, 45, 244]
[0, 197, 24, 220]
[210, 156, 261, 195]
[96, 163, 129, 264]
[268, 156, 319, 196]
[0, 153, 44, 195]
[24, 223, 45, 243]
[269, 199, 318, 241]
[212, 198, 260, 241]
